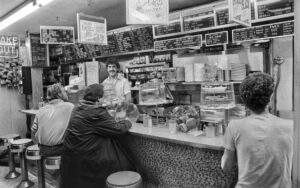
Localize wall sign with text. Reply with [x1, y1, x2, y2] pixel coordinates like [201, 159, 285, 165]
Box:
[126, 0, 169, 24]
[232, 21, 294, 43]
[205, 31, 228, 46]
[154, 35, 202, 52]
[228, 0, 251, 27]
[0, 35, 19, 58]
[77, 13, 107, 45]
[40, 26, 75, 44]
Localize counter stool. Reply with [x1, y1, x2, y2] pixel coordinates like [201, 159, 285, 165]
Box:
[10, 138, 34, 188]
[26, 144, 45, 188]
[45, 156, 61, 188]
[106, 171, 142, 188]
[0, 133, 21, 179]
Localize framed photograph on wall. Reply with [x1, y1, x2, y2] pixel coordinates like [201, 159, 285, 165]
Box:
[126, 0, 169, 24]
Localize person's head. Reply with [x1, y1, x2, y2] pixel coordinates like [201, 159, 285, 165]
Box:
[106, 58, 120, 77]
[239, 72, 274, 114]
[47, 83, 68, 101]
[83, 84, 104, 102]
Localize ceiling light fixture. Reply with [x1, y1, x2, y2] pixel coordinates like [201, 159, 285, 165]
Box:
[0, 0, 54, 31]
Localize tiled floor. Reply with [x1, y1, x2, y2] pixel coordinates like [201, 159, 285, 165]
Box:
[0, 166, 55, 188]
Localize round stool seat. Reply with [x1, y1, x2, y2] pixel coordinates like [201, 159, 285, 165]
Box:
[0, 134, 21, 143]
[26, 144, 41, 160]
[10, 138, 33, 153]
[106, 171, 142, 188]
[44, 156, 61, 170]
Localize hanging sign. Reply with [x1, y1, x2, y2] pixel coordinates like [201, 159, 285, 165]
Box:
[126, 0, 169, 24]
[0, 35, 19, 58]
[40, 26, 75, 44]
[77, 13, 107, 45]
[228, 0, 251, 27]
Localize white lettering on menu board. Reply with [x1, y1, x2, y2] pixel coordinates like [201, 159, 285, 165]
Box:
[80, 19, 106, 44]
[126, 0, 169, 24]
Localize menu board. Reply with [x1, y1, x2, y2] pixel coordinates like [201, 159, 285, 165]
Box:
[100, 34, 119, 55]
[154, 35, 202, 51]
[154, 21, 181, 36]
[183, 10, 215, 31]
[202, 45, 224, 53]
[232, 21, 294, 42]
[40, 26, 75, 44]
[205, 31, 228, 46]
[256, 0, 294, 19]
[29, 34, 46, 67]
[114, 30, 135, 53]
[131, 26, 154, 51]
[215, 8, 229, 26]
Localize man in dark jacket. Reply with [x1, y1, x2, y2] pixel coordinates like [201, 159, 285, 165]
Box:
[60, 84, 136, 188]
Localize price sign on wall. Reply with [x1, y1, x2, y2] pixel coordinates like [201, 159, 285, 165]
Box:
[40, 26, 75, 44]
[126, 0, 169, 24]
[0, 35, 19, 58]
[228, 0, 251, 27]
[77, 13, 107, 45]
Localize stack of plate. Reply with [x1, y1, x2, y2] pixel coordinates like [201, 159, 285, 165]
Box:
[230, 63, 247, 81]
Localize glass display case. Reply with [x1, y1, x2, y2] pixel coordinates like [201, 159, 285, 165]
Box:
[139, 81, 167, 105]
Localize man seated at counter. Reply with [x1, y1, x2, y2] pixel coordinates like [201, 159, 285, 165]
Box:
[102, 58, 131, 103]
[221, 72, 293, 188]
[31, 83, 74, 156]
[60, 83, 136, 188]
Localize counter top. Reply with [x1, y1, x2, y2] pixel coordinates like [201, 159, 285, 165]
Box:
[19, 109, 38, 115]
[128, 123, 224, 150]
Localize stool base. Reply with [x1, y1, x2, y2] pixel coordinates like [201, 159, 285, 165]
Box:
[5, 170, 20, 179]
[17, 180, 34, 188]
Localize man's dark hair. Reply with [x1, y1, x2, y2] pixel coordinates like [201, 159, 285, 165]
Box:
[83, 84, 104, 102]
[106, 58, 120, 69]
[239, 72, 274, 114]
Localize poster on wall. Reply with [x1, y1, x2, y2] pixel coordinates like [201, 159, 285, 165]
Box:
[126, 0, 169, 24]
[77, 13, 107, 45]
[228, 0, 251, 27]
[0, 35, 19, 58]
[40, 26, 75, 44]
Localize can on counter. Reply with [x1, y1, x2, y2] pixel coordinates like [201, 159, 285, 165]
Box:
[224, 70, 231, 81]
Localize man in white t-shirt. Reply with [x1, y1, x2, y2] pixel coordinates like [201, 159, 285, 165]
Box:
[221, 72, 293, 188]
[102, 58, 131, 103]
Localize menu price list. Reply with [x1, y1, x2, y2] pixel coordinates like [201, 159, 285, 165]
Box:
[232, 21, 294, 42]
[183, 16, 215, 31]
[114, 31, 135, 53]
[30, 34, 46, 67]
[257, 1, 293, 19]
[154, 21, 181, 36]
[205, 31, 228, 46]
[131, 26, 154, 51]
[215, 8, 229, 26]
[101, 34, 119, 56]
[63, 44, 102, 61]
[154, 35, 202, 51]
[40, 29, 74, 44]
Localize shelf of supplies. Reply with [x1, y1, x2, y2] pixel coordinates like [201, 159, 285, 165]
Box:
[96, 49, 154, 59]
[126, 62, 166, 69]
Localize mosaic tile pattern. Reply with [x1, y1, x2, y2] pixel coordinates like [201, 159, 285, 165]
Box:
[126, 135, 237, 188]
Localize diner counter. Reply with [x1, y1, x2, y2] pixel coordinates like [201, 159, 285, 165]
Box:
[129, 123, 224, 150]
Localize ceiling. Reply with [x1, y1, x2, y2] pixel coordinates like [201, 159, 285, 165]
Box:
[0, 0, 222, 36]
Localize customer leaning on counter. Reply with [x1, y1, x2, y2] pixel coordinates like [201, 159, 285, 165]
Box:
[60, 83, 136, 188]
[102, 58, 131, 103]
[221, 72, 293, 188]
[31, 83, 74, 156]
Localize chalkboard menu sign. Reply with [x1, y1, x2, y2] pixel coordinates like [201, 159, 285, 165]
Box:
[202, 45, 224, 53]
[215, 8, 229, 26]
[205, 31, 228, 46]
[101, 34, 119, 55]
[154, 21, 181, 36]
[29, 33, 46, 67]
[114, 30, 135, 53]
[256, 0, 294, 19]
[232, 21, 294, 42]
[183, 10, 215, 31]
[131, 26, 154, 51]
[154, 35, 202, 51]
[40, 26, 75, 44]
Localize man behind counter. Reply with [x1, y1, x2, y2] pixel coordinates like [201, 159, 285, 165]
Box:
[102, 58, 131, 103]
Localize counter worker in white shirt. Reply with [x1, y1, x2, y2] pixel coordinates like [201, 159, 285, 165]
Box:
[102, 58, 131, 103]
[31, 83, 74, 157]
